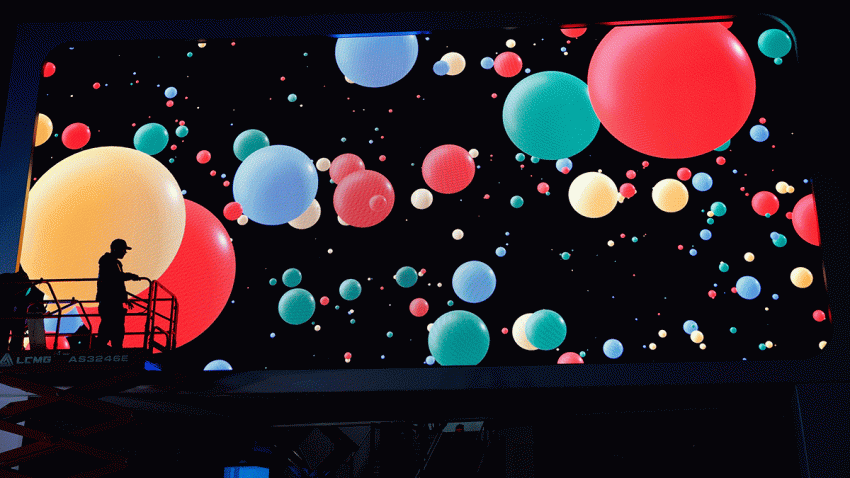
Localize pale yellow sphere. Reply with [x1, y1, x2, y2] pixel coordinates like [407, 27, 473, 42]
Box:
[568, 171, 619, 218]
[440, 52, 466, 76]
[345, 358, 351, 363]
[418, 271, 424, 277]
[608, 240, 615, 247]
[512, 313, 538, 351]
[707, 211, 714, 217]
[744, 252, 755, 262]
[699, 343, 706, 350]
[344, 76, 354, 84]
[790, 267, 813, 288]
[787, 185, 795, 194]
[338, 215, 348, 226]
[819, 341, 827, 350]
[314, 325, 321, 332]
[427, 323, 433, 332]
[437, 283, 442, 287]
[289, 199, 321, 229]
[506, 39, 516, 48]
[452, 229, 464, 240]
[775, 181, 788, 194]
[469, 148, 479, 159]
[651, 178, 689, 213]
[659, 330, 667, 338]
[649, 343, 656, 350]
[690, 330, 704, 343]
[765, 340, 773, 348]
[198, 42, 207, 48]
[237, 215, 249, 225]
[35, 113, 53, 147]
[617, 194, 625, 204]
[328, 249, 333, 254]
[316, 158, 331, 171]
[411, 188, 434, 210]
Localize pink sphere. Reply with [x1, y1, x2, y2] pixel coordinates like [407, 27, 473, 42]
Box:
[223, 201, 243, 221]
[409, 298, 429, 317]
[557, 352, 584, 364]
[502, 327, 509, 335]
[537, 182, 550, 194]
[751, 191, 780, 217]
[330, 153, 365, 184]
[494, 52, 523, 78]
[422, 144, 475, 194]
[619, 183, 636, 198]
[677, 168, 692, 181]
[626, 170, 636, 179]
[320, 296, 330, 306]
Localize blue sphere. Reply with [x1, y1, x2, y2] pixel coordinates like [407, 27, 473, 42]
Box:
[164, 86, 177, 99]
[433, 61, 449, 76]
[555, 157, 573, 172]
[481, 57, 494, 69]
[496, 247, 506, 257]
[736, 276, 761, 300]
[426, 356, 436, 365]
[770, 232, 779, 240]
[692, 172, 713, 192]
[525, 309, 567, 350]
[700, 229, 712, 240]
[428, 310, 490, 365]
[683, 320, 699, 334]
[603, 339, 623, 359]
[335, 35, 418, 87]
[232, 145, 318, 225]
[452, 261, 496, 304]
[204, 359, 232, 371]
[689, 249, 697, 256]
[772, 294, 779, 300]
[750, 125, 769, 142]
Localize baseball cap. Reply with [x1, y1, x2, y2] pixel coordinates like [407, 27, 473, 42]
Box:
[111, 239, 132, 250]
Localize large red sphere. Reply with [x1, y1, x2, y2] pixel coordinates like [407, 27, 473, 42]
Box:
[330, 153, 365, 184]
[588, 23, 755, 159]
[409, 298, 429, 317]
[61, 123, 91, 150]
[422, 145, 475, 194]
[792, 194, 820, 246]
[333, 170, 395, 227]
[561, 28, 587, 38]
[494, 52, 523, 78]
[751, 191, 779, 217]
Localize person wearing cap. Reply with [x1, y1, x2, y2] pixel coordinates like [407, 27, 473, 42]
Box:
[93, 239, 141, 350]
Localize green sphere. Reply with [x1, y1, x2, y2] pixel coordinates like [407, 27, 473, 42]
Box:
[631, 237, 638, 243]
[715, 140, 730, 152]
[288, 94, 297, 102]
[396, 266, 418, 288]
[530, 156, 540, 163]
[278, 288, 315, 325]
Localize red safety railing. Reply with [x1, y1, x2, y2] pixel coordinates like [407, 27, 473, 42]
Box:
[1, 277, 177, 353]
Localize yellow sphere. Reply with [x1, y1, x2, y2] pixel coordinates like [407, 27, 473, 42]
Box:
[21, 146, 185, 309]
[338, 215, 348, 226]
[512, 313, 538, 351]
[790, 267, 813, 288]
[765, 340, 773, 348]
[649, 343, 656, 350]
[411, 188, 434, 210]
[289, 199, 321, 229]
[237, 215, 249, 225]
[469, 149, 479, 159]
[659, 330, 667, 338]
[707, 211, 714, 217]
[775, 181, 788, 194]
[819, 341, 827, 350]
[744, 252, 754, 262]
[198, 42, 207, 48]
[651, 178, 689, 213]
[35, 113, 53, 147]
[786, 185, 795, 194]
[568, 171, 619, 218]
[506, 39, 516, 48]
[316, 158, 331, 172]
[440, 52, 466, 76]
[690, 330, 704, 343]
[452, 229, 464, 240]
[700, 343, 706, 350]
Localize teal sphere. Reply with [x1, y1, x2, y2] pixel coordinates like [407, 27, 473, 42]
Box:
[396, 266, 418, 288]
[503, 71, 599, 160]
[758, 29, 792, 59]
[134, 123, 169, 155]
[233, 129, 270, 162]
[710, 202, 727, 217]
[525, 309, 566, 350]
[510, 196, 524, 208]
[283, 268, 302, 287]
[278, 288, 315, 325]
[340, 279, 362, 301]
[428, 310, 490, 365]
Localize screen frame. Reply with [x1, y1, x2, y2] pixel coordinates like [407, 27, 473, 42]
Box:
[2, 9, 846, 391]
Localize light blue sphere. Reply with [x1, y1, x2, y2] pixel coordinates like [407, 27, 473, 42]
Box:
[433, 61, 449, 76]
[452, 261, 496, 304]
[736, 276, 761, 300]
[204, 359, 232, 371]
[603, 339, 623, 359]
[481, 57, 494, 69]
[232, 145, 318, 225]
[700, 229, 712, 240]
[683, 320, 699, 334]
[525, 309, 567, 350]
[426, 356, 436, 365]
[772, 294, 779, 300]
[689, 249, 697, 256]
[692, 172, 713, 192]
[340, 279, 362, 301]
[164, 86, 177, 99]
[496, 247, 506, 257]
[335, 35, 418, 88]
[428, 310, 490, 365]
[750, 125, 769, 142]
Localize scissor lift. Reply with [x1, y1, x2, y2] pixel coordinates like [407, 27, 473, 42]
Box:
[0, 277, 177, 477]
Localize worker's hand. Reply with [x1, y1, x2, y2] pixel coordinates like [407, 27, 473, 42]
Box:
[132, 274, 141, 280]
[125, 300, 135, 310]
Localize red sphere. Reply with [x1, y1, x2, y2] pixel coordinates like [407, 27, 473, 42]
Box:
[223, 202, 243, 221]
[708, 290, 716, 299]
[494, 52, 523, 78]
[422, 144, 475, 194]
[320, 296, 330, 306]
[344, 352, 352, 359]
[813, 310, 825, 322]
[560, 28, 587, 39]
[720, 22, 732, 29]
[537, 182, 550, 194]
[716, 156, 726, 165]
[557, 352, 584, 364]
[792, 194, 820, 246]
[677, 168, 692, 181]
[731, 287, 737, 294]
[678, 245, 683, 250]
[43, 62, 56, 77]
[333, 170, 395, 227]
[409, 298, 429, 317]
[197, 150, 211, 164]
[642, 161, 649, 168]
[502, 327, 509, 335]
[588, 23, 755, 159]
[619, 183, 636, 198]
[93, 82, 100, 89]
[626, 170, 636, 179]
[330, 153, 365, 184]
[751, 191, 780, 217]
[61, 123, 91, 150]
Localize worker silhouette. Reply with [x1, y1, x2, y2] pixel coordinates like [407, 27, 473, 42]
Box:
[0, 267, 30, 352]
[93, 239, 140, 350]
